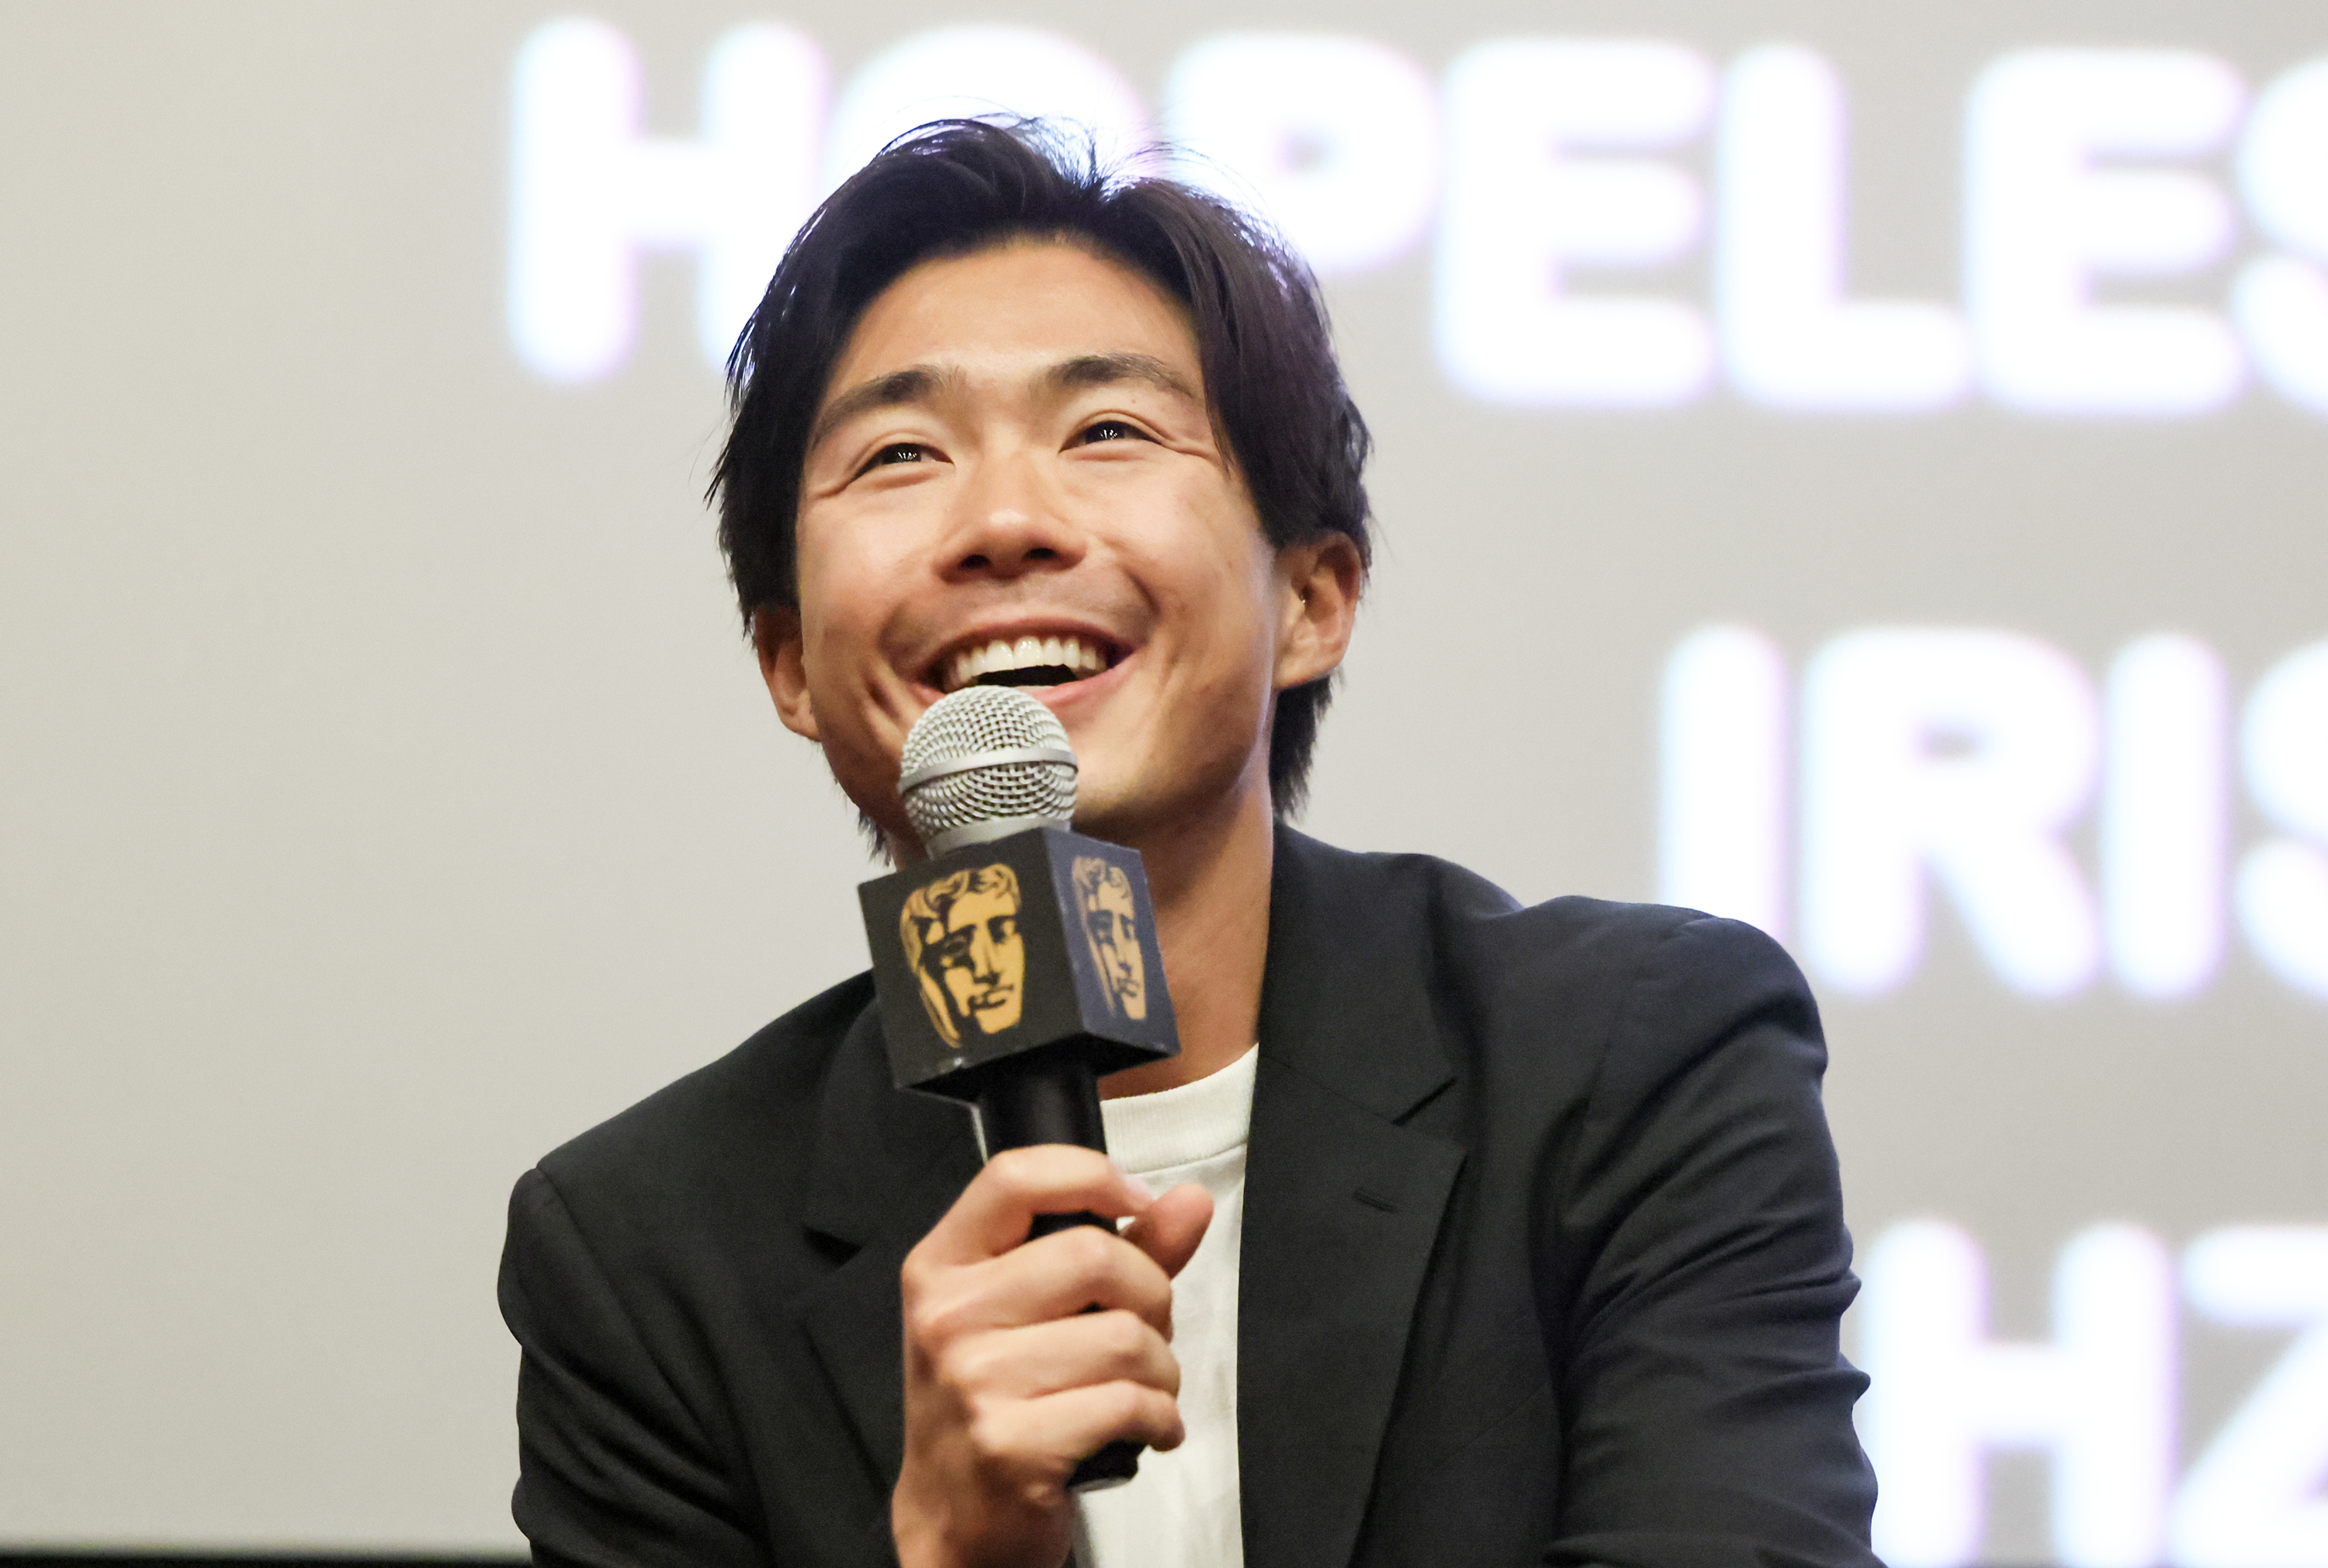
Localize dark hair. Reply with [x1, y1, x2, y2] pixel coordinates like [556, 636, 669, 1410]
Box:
[709, 119, 1372, 815]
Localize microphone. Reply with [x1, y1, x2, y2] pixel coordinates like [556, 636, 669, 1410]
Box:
[897, 683, 1080, 855]
[857, 684, 1180, 1492]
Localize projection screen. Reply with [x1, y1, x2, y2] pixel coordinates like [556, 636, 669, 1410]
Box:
[2, 2, 2325, 1562]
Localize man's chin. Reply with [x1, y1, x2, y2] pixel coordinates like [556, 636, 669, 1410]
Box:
[1069, 765, 1253, 850]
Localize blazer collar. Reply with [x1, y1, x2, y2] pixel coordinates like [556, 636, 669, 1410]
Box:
[1238, 826, 1467, 1568]
[1253, 824, 1456, 1118]
[801, 1002, 975, 1251]
[799, 1004, 981, 1494]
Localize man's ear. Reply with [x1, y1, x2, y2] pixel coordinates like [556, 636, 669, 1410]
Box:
[750, 605, 823, 742]
[1273, 532, 1364, 691]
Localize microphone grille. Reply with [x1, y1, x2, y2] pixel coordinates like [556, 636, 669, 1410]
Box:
[899, 685, 1078, 850]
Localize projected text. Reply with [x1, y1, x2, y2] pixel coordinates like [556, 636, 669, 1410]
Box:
[507, 23, 2328, 419]
[1660, 628, 2328, 1002]
[1859, 1221, 2328, 1568]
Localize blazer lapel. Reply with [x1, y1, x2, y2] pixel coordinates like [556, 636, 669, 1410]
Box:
[1239, 829, 1467, 1568]
[798, 1003, 982, 1490]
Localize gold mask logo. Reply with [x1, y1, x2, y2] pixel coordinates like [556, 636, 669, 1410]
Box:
[899, 864, 1027, 1047]
[1072, 856, 1148, 1022]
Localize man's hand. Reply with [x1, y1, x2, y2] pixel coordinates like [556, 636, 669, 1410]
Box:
[892, 1145, 1214, 1568]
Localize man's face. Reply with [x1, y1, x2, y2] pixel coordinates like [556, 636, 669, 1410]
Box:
[758, 239, 1353, 851]
[923, 884, 1024, 1036]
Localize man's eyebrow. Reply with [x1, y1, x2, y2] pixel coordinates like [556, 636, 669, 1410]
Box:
[807, 365, 958, 454]
[1047, 352, 1200, 403]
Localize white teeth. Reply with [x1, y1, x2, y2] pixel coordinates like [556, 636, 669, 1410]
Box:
[941, 632, 1113, 691]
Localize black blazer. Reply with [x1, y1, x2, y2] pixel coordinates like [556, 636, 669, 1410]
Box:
[501, 828, 1879, 1568]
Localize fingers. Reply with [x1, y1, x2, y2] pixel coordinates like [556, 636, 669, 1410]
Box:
[1124, 1182, 1213, 1281]
[940, 1307, 1180, 1404]
[909, 1218, 1176, 1345]
[918, 1145, 1154, 1266]
[891, 1150, 1197, 1567]
[967, 1378, 1189, 1469]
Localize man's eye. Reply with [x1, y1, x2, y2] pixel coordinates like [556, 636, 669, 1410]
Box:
[867, 442, 926, 469]
[1076, 420, 1145, 445]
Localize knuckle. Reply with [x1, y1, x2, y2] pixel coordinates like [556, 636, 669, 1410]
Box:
[935, 1334, 996, 1394]
[986, 1147, 1048, 1197]
[1100, 1307, 1148, 1360]
[965, 1404, 1017, 1466]
[985, 1156, 1031, 1202]
[1110, 1380, 1156, 1428]
[904, 1297, 956, 1348]
[930, 1338, 972, 1389]
[1064, 1223, 1120, 1278]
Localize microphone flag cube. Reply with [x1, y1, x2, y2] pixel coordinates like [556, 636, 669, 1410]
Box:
[858, 825, 1180, 1099]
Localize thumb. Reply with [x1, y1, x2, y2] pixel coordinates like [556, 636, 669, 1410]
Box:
[1123, 1182, 1214, 1281]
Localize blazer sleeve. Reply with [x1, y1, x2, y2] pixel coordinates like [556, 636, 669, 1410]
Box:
[499, 1166, 771, 1568]
[1542, 913, 1879, 1568]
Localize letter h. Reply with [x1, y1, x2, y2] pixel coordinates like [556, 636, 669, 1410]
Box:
[508, 19, 826, 381]
[1859, 1221, 2176, 1568]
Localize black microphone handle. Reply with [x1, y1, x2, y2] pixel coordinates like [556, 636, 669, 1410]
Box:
[974, 1046, 1144, 1494]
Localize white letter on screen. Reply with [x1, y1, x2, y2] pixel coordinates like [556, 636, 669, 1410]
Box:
[1859, 1222, 2176, 1568]
[1801, 629, 2101, 997]
[1164, 34, 1438, 277]
[1717, 45, 1969, 411]
[2236, 640, 2328, 999]
[508, 20, 826, 381]
[2234, 60, 2328, 415]
[823, 27, 1148, 196]
[2103, 635, 2228, 998]
[1658, 626, 1789, 937]
[2172, 1227, 2328, 1568]
[1437, 40, 1714, 407]
[1966, 50, 2246, 417]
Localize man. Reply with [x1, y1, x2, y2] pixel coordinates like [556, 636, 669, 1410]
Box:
[499, 121, 1879, 1568]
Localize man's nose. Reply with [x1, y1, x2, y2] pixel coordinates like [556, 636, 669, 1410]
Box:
[942, 452, 1086, 582]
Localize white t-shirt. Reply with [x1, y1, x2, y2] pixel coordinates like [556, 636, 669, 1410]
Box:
[1072, 1045, 1257, 1568]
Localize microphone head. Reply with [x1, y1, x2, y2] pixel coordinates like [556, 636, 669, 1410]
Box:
[899, 685, 1078, 857]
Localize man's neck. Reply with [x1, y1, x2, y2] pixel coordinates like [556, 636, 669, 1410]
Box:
[1096, 773, 1275, 1099]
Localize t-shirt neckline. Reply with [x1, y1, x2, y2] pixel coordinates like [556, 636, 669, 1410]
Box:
[1098, 1044, 1259, 1175]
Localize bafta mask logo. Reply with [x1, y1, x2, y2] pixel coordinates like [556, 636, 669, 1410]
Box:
[899, 864, 1027, 1047]
[1072, 856, 1148, 1021]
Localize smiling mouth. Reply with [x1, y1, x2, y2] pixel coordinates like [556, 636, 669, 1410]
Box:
[934, 633, 1119, 695]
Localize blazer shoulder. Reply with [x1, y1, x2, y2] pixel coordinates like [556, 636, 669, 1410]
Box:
[1315, 832, 1820, 1076]
[531, 970, 875, 1206]
[1287, 826, 1803, 1011]
[1494, 892, 1807, 992]
[1469, 894, 1822, 1069]
[1280, 822, 1779, 967]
